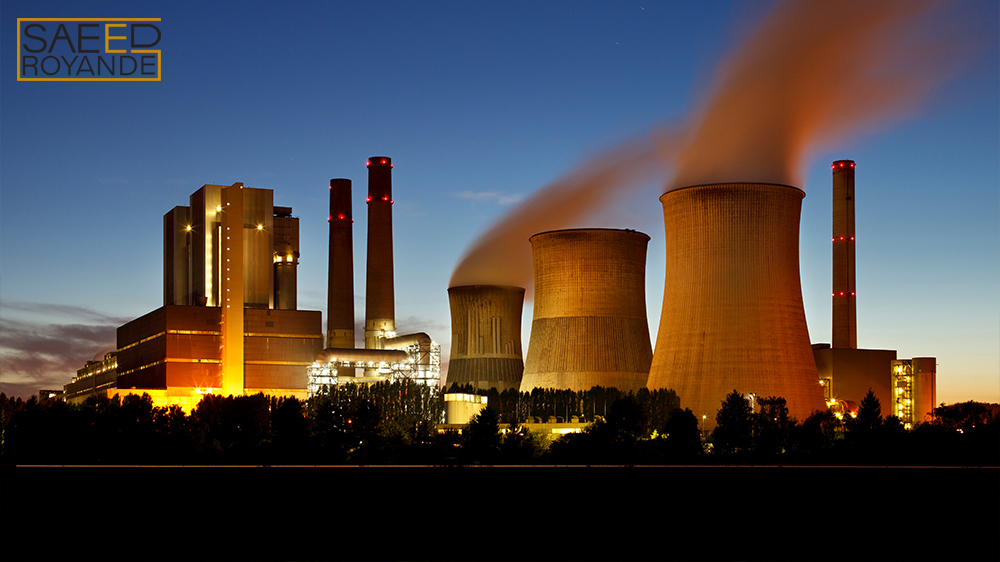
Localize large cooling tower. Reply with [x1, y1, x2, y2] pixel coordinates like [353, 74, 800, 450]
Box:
[447, 285, 525, 391]
[521, 229, 653, 393]
[647, 183, 825, 424]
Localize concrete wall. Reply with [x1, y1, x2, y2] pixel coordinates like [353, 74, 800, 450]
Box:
[448, 285, 525, 391]
[521, 229, 652, 393]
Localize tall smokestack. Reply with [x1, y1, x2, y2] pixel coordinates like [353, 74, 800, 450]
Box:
[365, 156, 395, 349]
[832, 160, 857, 349]
[447, 285, 525, 391]
[521, 229, 653, 393]
[647, 183, 825, 425]
[328, 178, 355, 349]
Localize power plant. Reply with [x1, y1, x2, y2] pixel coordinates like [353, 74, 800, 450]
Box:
[63, 151, 937, 430]
[447, 285, 526, 391]
[646, 183, 826, 423]
[813, 161, 936, 427]
[309, 157, 441, 391]
[520, 229, 653, 393]
[113, 183, 324, 409]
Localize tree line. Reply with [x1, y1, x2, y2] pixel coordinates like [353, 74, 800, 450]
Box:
[1, 385, 995, 465]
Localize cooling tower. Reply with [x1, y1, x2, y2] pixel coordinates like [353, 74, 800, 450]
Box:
[328, 178, 355, 349]
[447, 285, 525, 391]
[520, 229, 653, 393]
[832, 160, 857, 349]
[365, 156, 395, 349]
[647, 183, 825, 424]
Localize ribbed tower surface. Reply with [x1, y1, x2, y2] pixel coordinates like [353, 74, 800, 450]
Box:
[447, 285, 525, 391]
[647, 183, 825, 424]
[521, 229, 653, 393]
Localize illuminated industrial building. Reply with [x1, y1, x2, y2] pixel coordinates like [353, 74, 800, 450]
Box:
[813, 161, 937, 425]
[112, 183, 324, 409]
[63, 351, 118, 404]
[891, 358, 937, 428]
[308, 157, 442, 392]
[646, 183, 827, 425]
[521, 229, 653, 393]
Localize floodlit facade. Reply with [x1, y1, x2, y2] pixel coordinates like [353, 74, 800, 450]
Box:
[647, 183, 826, 425]
[447, 285, 526, 391]
[64, 352, 118, 404]
[164, 183, 299, 311]
[111, 183, 323, 408]
[814, 344, 896, 416]
[521, 229, 653, 393]
[891, 358, 937, 428]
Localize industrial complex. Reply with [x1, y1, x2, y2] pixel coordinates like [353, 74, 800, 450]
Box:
[63, 156, 935, 428]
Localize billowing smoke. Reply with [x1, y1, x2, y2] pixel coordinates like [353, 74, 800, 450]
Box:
[451, 0, 977, 292]
[449, 137, 670, 291]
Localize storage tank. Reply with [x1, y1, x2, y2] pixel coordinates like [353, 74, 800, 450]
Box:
[520, 229, 653, 392]
[447, 285, 525, 391]
[647, 183, 825, 425]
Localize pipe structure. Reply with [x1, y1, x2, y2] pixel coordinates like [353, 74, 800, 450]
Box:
[328, 178, 355, 349]
[448, 285, 525, 391]
[832, 160, 857, 349]
[316, 348, 408, 365]
[647, 183, 825, 426]
[385, 332, 432, 369]
[521, 229, 652, 392]
[364, 156, 395, 349]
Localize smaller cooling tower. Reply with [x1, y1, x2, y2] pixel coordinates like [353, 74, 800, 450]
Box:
[447, 285, 525, 391]
[647, 183, 826, 424]
[520, 229, 653, 393]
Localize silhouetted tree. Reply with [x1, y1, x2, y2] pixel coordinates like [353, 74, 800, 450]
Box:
[712, 390, 753, 454]
[933, 401, 994, 432]
[853, 389, 882, 433]
[753, 396, 794, 455]
[344, 399, 383, 461]
[606, 395, 648, 441]
[792, 409, 841, 455]
[271, 396, 309, 461]
[462, 406, 502, 462]
[662, 408, 702, 458]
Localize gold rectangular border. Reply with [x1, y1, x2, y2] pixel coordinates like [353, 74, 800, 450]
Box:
[17, 18, 162, 81]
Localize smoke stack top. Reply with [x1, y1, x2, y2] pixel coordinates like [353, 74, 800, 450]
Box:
[366, 156, 393, 203]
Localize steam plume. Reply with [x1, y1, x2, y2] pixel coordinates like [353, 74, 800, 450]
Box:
[451, 0, 977, 292]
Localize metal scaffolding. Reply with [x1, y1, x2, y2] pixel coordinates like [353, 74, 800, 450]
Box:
[307, 340, 441, 397]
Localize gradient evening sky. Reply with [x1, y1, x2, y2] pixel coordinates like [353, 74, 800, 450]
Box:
[1, 1, 997, 405]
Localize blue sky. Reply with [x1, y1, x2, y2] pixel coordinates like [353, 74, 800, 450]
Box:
[1, 0, 997, 405]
